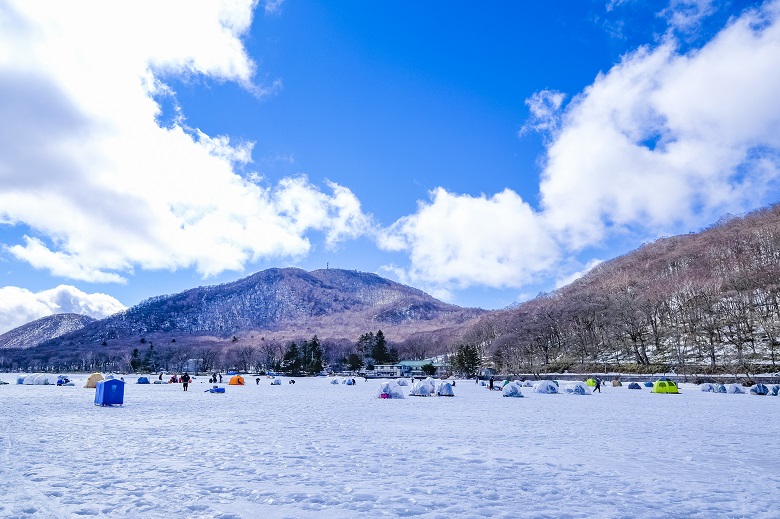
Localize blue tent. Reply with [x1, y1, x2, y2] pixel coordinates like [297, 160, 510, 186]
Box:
[95, 379, 125, 406]
[628, 382, 642, 389]
[136, 376, 150, 384]
[750, 383, 769, 395]
[643, 381, 654, 387]
[772, 385, 780, 396]
[715, 383, 727, 393]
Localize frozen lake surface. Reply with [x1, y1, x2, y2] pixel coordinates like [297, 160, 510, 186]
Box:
[1, 375, 778, 518]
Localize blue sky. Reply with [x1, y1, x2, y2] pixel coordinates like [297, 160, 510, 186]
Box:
[2, 0, 780, 333]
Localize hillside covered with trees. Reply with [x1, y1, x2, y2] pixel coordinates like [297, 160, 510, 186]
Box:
[459, 205, 780, 377]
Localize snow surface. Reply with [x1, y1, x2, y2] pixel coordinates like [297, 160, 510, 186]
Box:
[1, 375, 779, 518]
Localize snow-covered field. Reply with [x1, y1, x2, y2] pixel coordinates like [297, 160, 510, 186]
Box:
[1, 375, 778, 519]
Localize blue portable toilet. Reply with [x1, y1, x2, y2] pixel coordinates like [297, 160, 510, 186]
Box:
[136, 376, 150, 384]
[95, 379, 125, 406]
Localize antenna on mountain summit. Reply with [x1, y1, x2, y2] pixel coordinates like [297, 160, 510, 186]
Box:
[326, 262, 329, 269]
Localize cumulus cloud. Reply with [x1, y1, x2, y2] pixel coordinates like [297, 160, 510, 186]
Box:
[0, 1, 370, 283]
[540, 1, 780, 248]
[382, 1, 780, 293]
[379, 188, 559, 292]
[0, 285, 125, 335]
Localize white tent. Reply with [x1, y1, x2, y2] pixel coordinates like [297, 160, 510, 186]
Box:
[377, 381, 405, 399]
[23, 373, 59, 385]
[437, 382, 454, 397]
[409, 379, 435, 396]
[502, 381, 524, 398]
[396, 378, 410, 386]
[533, 380, 558, 394]
[330, 378, 340, 385]
[271, 378, 282, 385]
[523, 380, 534, 387]
[564, 381, 590, 395]
[727, 384, 745, 394]
[700, 383, 717, 392]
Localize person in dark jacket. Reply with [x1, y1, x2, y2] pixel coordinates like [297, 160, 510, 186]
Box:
[594, 378, 601, 393]
[489, 376, 494, 390]
[181, 372, 191, 391]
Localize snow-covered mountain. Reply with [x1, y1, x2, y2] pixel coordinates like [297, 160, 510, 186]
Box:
[11, 268, 483, 351]
[0, 313, 96, 349]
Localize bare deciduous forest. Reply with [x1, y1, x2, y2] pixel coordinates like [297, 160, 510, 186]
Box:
[462, 205, 780, 377]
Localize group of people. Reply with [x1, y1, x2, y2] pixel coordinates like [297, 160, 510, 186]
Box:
[156, 372, 199, 391]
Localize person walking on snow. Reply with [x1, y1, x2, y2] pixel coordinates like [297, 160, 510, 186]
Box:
[181, 372, 191, 391]
[594, 378, 601, 393]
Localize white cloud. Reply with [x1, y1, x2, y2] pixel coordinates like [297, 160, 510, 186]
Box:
[379, 188, 559, 291]
[0, 1, 371, 283]
[539, 1, 780, 248]
[660, 0, 717, 32]
[0, 285, 126, 335]
[381, 1, 780, 293]
[264, 0, 285, 16]
[519, 90, 566, 137]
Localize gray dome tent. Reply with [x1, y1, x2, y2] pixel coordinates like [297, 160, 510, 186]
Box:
[502, 381, 524, 397]
[727, 384, 745, 394]
[533, 380, 559, 394]
[437, 382, 455, 397]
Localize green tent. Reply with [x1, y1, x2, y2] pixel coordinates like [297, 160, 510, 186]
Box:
[651, 378, 679, 394]
[586, 378, 597, 387]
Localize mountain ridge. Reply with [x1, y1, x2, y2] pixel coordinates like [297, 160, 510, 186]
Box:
[7, 268, 484, 355]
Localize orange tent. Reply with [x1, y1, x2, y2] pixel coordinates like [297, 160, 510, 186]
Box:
[229, 375, 245, 385]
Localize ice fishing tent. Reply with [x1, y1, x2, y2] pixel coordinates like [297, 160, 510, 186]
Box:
[330, 378, 340, 384]
[749, 383, 769, 395]
[523, 380, 534, 387]
[437, 382, 455, 397]
[396, 378, 409, 386]
[586, 378, 597, 387]
[409, 379, 434, 396]
[700, 383, 716, 392]
[84, 373, 104, 388]
[565, 381, 590, 395]
[715, 384, 727, 393]
[651, 378, 679, 393]
[377, 381, 405, 399]
[25, 373, 58, 385]
[229, 375, 245, 385]
[17, 376, 26, 384]
[533, 380, 559, 394]
[345, 378, 355, 385]
[772, 385, 780, 396]
[136, 376, 150, 384]
[502, 381, 524, 397]
[628, 382, 642, 390]
[727, 384, 745, 394]
[270, 378, 281, 385]
[644, 381, 654, 387]
[94, 379, 125, 406]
